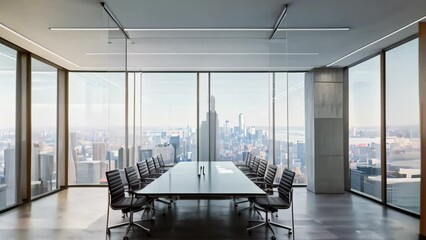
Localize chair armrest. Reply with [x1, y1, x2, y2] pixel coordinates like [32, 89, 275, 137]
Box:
[141, 178, 156, 182]
[245, 173, 259, 178]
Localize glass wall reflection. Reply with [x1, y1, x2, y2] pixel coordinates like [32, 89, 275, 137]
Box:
[31, 58, 57, 197]
[0, 43, 17, 208]
[385, 39, 420, 213]
[348, 56, 381, 200]
[68, 72, 125, 185]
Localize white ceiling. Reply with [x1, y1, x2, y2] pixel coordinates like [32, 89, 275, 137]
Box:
[0, 0, 425, 71]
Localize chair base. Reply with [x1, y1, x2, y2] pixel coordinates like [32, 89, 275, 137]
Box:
[248, 219, 292, 239]
[238, 203, 264, 220]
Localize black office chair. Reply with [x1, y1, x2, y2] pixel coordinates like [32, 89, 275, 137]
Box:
[125, 166, 165, 216]
[242, 157, 260, 175]
[247, 169, 296, 240]
[136, 161, 159, 181]
[146, 157, 163, 176]
[125, 166, 148, 191]
[234, 152, 251, 167]
[238, 164, 278, 215]
[105, 169, 152, 239]
[246, 159, 268, 178]
[153, 155, 170, 173]
[235, 156, 260, 207]
[237, 154, 255, 170]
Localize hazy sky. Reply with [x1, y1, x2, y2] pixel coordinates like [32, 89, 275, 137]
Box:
[1, 39, 420, 132]
[349, 39, 419, 128]
[67, 72, 305, 130]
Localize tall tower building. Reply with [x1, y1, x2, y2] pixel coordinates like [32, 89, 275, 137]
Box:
[239, 113, 246, 136]
[199, 96, 220, 161]
[92, 142, 106, 161]
[169, 135, 180, 163]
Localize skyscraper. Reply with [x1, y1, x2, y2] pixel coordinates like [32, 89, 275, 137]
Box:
[92, 142, 106, 161]
[169, 135, 180, 163]
[239, 113, 246, 137]
[199, 96, 220, 161]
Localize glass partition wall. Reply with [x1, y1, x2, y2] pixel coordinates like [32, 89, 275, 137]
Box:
[128, 73, 198, 165]
[0, 43, 17, 209]
[68, 71, 307, 185]
[210, 73, 272, 162]
[348, 56, 382, 200]
[68, 73, 125, 185]
[385, 39, 420, 213]
[348, 38, 421, 214]
[31, 58, 58, 197]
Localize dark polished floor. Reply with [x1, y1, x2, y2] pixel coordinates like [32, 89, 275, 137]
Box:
[0, 188, 419, 240]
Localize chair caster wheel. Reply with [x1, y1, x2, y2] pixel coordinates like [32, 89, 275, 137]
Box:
[146, 232, 151, 237]
[289, 230, 293, 235]
[106, 229, 111, 235]
[235, 204, 238, 207]
[271, 236, 276, 240]
[123, 236, 129, 240]
[248, 231, 251, 236]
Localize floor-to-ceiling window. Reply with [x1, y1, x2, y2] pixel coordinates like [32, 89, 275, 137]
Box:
[68, 71, 307, 184]
[31, 58, 57, 197]
[348, 56, 381, 200]
[385, 39, 420, 213]
[210, 73, 272, 162]
[68, 72, 125, 185]
[275, 73, 306, 184]
[138, 73, 197, 164]
[348, 38, 421, 214]
[0, 43, 17, 209]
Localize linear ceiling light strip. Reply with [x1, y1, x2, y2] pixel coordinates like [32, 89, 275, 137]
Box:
[0, 23, 79, 67]
[49, 27, 120, 31]
[85, 52, 319, 56]
[327, 15, 426, 67]
[100, 2, 130, 39]
[49, 27, 349, 32]
[269, 4, 288, 40]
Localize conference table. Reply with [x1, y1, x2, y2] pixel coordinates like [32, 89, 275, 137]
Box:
[135, 161, 266, 199]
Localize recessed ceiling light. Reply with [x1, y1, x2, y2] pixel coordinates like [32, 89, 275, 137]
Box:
[327, 15, 426, 67]
[1, 24, 80, 67]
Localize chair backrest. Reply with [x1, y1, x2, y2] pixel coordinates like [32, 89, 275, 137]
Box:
[248, 155, 256, 168]
[265, 164, 278, 187]
[136, 161, 150, 179]
[146, 158, 157, 174]
[158, 154, 165, 167]
[278, 169, 296, 203]
[251, 157, 260, 172]
[153, 156, 161, 169]
[105, 169, 125, 206]
[244, 153, 251, 164]
[124, 166, 140, 191]
[256, 159, 268, 177]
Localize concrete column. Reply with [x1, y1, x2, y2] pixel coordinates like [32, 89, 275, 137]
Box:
[57, 69, 68, 188]
[418, 22, 426, 240]
[305, 68, 345, 193]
